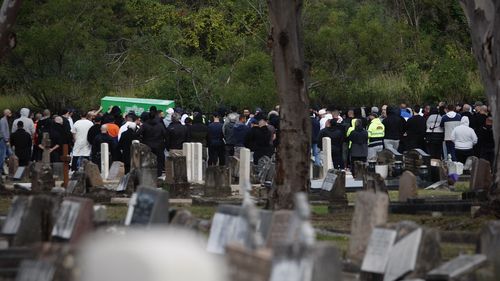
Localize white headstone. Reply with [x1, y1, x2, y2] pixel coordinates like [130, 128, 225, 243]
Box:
[361, 228, 397, 274]
[239, 148, 252, 193]
[100, 143, 109, 179]
[384, 228, 423, 281]
[322, 137, 332, 178]
[183, 143, 193, 182]
[193, 143, 203, 183]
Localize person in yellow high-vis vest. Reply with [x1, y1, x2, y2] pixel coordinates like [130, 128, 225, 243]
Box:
[367, 113, 385, 160]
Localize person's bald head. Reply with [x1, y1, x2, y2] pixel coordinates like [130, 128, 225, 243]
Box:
[480, 105, 488, 114]
[462, 104, 471, 112]
[3, 109, 11, 117]
[100, 125, 108, 133]
[43, 109, 51, 117]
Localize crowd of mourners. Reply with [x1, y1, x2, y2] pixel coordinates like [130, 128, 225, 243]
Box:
[311, 101, 493, 172]
[0, 101, 492, 178]
[0, 105, 280, 177]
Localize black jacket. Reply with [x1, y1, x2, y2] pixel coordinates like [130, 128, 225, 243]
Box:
[383, 109, 405, 140]
[187, 123, 209, 147]
[118, 128, 138, 169]
[317, 125, 345, 155]
[10, 128, 32, 165]
[139, 118, 167, 151]
[166, 121, 187, 150]
[404, 115, 426, 150]
[348, 128, 368, 158]
[92, 133, 116, 163]
[244, 126, 273, 156]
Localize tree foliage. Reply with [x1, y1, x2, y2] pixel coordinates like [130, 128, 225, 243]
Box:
[0, 0, 485, 112]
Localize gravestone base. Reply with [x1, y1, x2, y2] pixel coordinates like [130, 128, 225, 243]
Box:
[83, 160, 104, 188]
[204, 166, 231, 197]
[30, 163, 55, 192]
[169, 182, 191, 198]
[226, 243, 272, 281]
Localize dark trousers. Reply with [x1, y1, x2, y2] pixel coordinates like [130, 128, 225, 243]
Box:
[455, 149, 473, 164]
[209, 145, 225, 166]
[445, 141, 456, 161]
[332, 149, 344, 169]
[225, 144, 234, 165]
[151, 147, 165, 177]
[426, 142, 443, 160]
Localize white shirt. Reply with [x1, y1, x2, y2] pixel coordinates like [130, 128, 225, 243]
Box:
[71, 119, 93, 156]
[118, 122, 134, 141]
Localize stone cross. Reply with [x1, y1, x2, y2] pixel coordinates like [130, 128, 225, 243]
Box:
[100, 142, 109, 179]
[60, 144, 71, 188]
[41, 133, 51, 164]
[287, 192, 315, 246]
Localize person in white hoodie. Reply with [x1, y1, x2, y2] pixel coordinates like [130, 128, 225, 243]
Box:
[451, 116, 477, 164]
[12, 108, 35, 136]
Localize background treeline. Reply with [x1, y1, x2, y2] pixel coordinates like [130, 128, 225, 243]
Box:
[0, 0, 484, 113]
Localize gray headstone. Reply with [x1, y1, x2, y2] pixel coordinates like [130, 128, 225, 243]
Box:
[52, 197, 94, 243]
[165, 156, 187, 184]
[1, 196, 29, 235]
[320, 169, 337, 192]
[7, 155, 19, 178]
[125, 187, 169, 226]
[384, 228, 423, 281]
[30, 162, 55, 192]
[361, 228, 398, 274]
[13, 166, 27, 181]
[478, 220, 500, 261]
[426, 254, 487, 280]
[399, 171, 417, 202]
[226, 243, 272, 281]
[66, 170, 86, 194]
[269, 243, 341, 281]
[51, 162, 64, 180]
[266, 210, 294, 248]
[204, 166, 231, 197]
[107, 161, 125, 181]
[84, 160, 103, 187]
[470, 158, 492, 191]
[363, 172, 387, 193]
[206, 205, 273, 254]
[347, 191, 389, 265]
[464, 156, 478, 172]
[15, 260, 55, 281]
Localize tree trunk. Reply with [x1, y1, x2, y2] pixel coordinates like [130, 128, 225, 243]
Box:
[268, 0, 311, 210]
[461, 1, 500, 207]
[0, 0, 22, 59]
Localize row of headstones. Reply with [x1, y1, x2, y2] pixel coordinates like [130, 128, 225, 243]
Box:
[206, 193, 342, 281]
[348, 189, 499, 280]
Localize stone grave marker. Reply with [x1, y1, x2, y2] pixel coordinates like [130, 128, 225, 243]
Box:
[116, 171, 136, 192]
[51, 162, 64, 181]
[83, 160, 103, 188]
[60, 144, 71, 188]
[361, 228, 398, 274]
[107, 161, 124, 181]
[353, 160, 367, 180]
[204, 166, 231, 197]
[377, 147, 403, 164]
[320, 169, 337, 192]
[100, 142, 109, 179]
[229, 156, 240, 183]
[463, 156, 478, 174]
[15, 260, 55, 281]
[266, 210, 294, 248]
[386, 221, 441, 280]
[165, 156, 188, 184]
[226, 243, 272, 281]
[4, 195, 59, 246]
[384, 228, 423, 281]
[239, 148, 252, 191]
[51, 197, 94, 244]
[470, 158, 492, 191]
[138, 149, 158, 188]
[347, 191, 389, 265]
[326, 170, 347, 210]
[30, 163, 55, 192]
[478, 220, 500, 261]
[404, 149, 430, 175]
[170, 209, 195, 227]
[426, 254, 487, 281]
[269, 243, 342, 281]
[399, 171, 418, 202]
[13, 166, 28, 181]
[7, 155, 19, 178]
[124, 187, 169, 226]
[321, 137, 333, 178]
[363, 172, 387, 193]
[206, 205, 273, 254]
[66, 169, 86, 194]
[1, 196, 29, 236]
